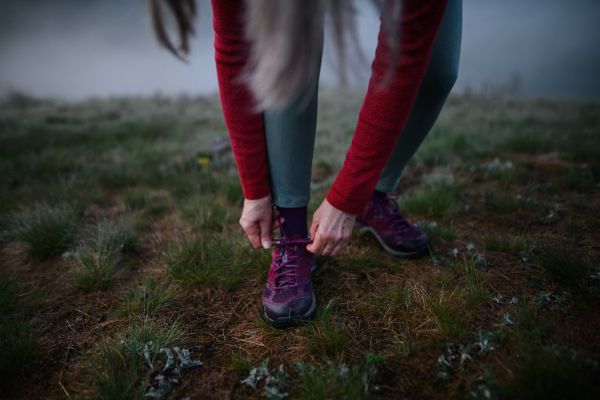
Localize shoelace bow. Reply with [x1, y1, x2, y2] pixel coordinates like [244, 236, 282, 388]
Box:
[271, 218, 312, 291]
[370, 193, 412, 233]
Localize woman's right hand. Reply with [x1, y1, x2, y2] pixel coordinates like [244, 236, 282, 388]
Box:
[239, 195, 283, 249]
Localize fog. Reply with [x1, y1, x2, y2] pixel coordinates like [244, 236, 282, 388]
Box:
[0, 0, 599, 100]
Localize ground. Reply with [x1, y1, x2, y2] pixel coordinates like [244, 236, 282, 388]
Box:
[1, 89, 599, 399]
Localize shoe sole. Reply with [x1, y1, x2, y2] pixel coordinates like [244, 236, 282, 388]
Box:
[355, 224, 432, 260]
[263, 259, 318, 329]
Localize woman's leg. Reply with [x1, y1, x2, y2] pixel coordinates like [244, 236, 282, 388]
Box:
[263, 55, 322, 238]
[264, 82, 320, 209]
[261, 49, 323, 328]
[375, 0, 462, 192]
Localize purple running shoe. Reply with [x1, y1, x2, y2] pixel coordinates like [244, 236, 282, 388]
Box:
[355, 192, 432, 259]
[262, 223, 317, 329]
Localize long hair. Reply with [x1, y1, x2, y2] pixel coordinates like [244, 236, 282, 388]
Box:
[149, 0, 400, 109]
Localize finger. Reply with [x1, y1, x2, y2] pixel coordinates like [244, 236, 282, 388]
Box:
[307, 232, 323, 254]
[320, 239, 337, 256]
[309, 220, 318, 240]
[259, 218, 272, 249]
[330, 239, 348, 257]
[240, 220, 262, 248]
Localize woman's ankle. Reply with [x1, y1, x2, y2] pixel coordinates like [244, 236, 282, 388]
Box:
[277, 206, 308, 238]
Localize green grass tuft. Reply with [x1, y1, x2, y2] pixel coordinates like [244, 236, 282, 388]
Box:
[94, 218, 140, 254]
[178, 195, 233, 231]
[118, 277, 180, 316]
[536, 243, 590, 283]
[296, 353, 385, 400]
[84, 317, 181, 400]
[0, 275, 22, 315]
[303, 299, 348, 361]
[229, 352, 252, 374]
[400, 181, 464, 217]
[461, 255, 491, 306]
[6, 204, 78, 260]
[483, 231, 528, 253]
[164, 230, 246, 290]
[345, 248, 388, 272]
[515, 299, 550, 340]
[420, 286, 465, 340]
[481, 188, 520, 213]
[68, 218, 139, 292]
[69, 246, 122, 293]
[381, 285, 413, 309]
[0, 317, 39, 391]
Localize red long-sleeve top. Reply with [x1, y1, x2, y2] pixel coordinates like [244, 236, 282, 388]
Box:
[212, 0, 447, 214]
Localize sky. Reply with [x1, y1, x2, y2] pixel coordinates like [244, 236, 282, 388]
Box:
[0, 0, 599, 100]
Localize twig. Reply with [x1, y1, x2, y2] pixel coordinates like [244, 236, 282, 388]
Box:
[75, 308, 93, 319]
[231, 337, 267, 348]
[58, 381, 72, 399]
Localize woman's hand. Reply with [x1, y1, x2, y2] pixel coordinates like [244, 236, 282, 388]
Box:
[239, 195, 282, 249]
[307, 199, 355, 256]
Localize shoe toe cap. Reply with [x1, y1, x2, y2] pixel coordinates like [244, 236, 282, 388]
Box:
[391, 232, 432, 254]
[263, 296, 314, 321]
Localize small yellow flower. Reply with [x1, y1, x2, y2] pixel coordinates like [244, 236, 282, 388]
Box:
[197, 157, 210, 165]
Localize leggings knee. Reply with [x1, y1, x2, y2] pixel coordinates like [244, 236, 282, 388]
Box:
[422, 65, 459, 99]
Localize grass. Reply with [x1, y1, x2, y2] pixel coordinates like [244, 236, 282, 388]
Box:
[302, 299, 349, 362]
[400, 181, 464, 217]
[296, 353, 386, 400]
[536, 242, 590, 283]
[380, 285, 413, 309]
[344, 248, 389, 272]
[68, 218, 141, 292]
[4, 204, 78, 260]
[94, 217, 140, 254]
[118, 277, 180, 316]
[83, 317, 182, 400]
[514, 299, 550, 340]
[481, 188, 520, 213]
[483, 231, 529, 253]
[419, 285, 466, 340]
[163, 230, 246, 290]
[387, 330, 422, 358]
[229, 352, 252, 374]
[1, 91, 599, 399]
[416, 221, 457, 244]
[507, 351, 595, 400]
[178, 194, 233, 230]
[461, 255, 491, 306]
[0, 317, 39, 392]
[69, 245, 123, 292]
[0, 275, 22, 315]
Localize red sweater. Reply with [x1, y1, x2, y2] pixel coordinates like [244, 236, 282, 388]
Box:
[212, 0, 447, 214]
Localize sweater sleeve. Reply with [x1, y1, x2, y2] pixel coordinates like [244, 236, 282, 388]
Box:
[327, 0, 448, 215]
[211, 0, 271, 200]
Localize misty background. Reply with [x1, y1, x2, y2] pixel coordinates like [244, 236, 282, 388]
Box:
[0, 0, 599, 101]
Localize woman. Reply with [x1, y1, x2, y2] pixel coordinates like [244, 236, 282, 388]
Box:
[151, 0, 462, 328]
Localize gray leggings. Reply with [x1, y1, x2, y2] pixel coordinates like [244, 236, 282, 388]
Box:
[264, 0, 462, 208]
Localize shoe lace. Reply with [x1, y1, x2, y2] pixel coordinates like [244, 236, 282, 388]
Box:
[369, 193, 412, 233]
[271, 219, 312, 291]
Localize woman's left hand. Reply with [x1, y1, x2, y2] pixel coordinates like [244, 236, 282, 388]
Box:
[307, 199, 356, 256]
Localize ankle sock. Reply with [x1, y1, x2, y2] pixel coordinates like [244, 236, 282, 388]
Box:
[370, 190, 388, 201]
[277, 206, 308, 238]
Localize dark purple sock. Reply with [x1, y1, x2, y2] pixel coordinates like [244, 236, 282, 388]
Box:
[277, 206, 308, 238]
[370, 190, 388, 201]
